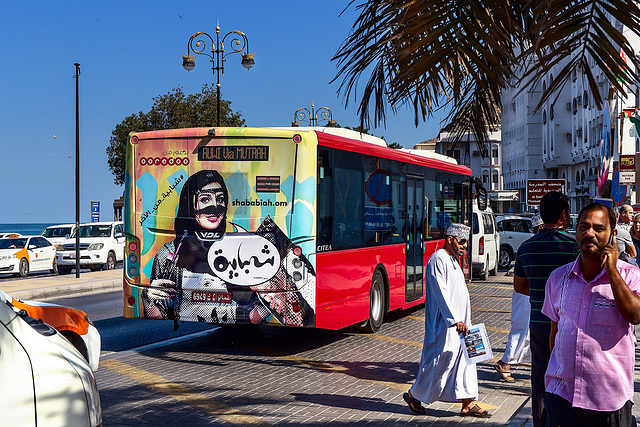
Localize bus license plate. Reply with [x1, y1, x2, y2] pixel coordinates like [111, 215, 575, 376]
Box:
[191, 292, 232, 303]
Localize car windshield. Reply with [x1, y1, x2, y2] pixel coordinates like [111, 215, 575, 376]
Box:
[41, 227, 72, 238]
[0, 238, 27, 249]
[72, 225, 112, 238]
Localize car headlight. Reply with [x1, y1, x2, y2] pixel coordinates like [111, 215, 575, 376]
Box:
[87, 243, 104, 251]
[56, 244, 66, 251]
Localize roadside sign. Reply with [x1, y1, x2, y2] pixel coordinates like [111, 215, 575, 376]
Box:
[619, 154, 636, 184]
[611, 169, 628, 205]
[90, 200, 100, 223]
[526, 179, 566, 206]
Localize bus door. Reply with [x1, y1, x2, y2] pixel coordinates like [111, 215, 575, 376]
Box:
[406, 175, 424, 302]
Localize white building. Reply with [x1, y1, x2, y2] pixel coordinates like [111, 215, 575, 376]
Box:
[502, 14, 640, 213]
[414, 125, 517, 212]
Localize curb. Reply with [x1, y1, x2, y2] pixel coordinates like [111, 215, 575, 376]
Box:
[9, 277, 121, 301]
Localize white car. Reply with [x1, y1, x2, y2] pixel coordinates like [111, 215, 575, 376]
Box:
[472, 204, 499, 280]
[0, 291, 102, 426]
[1, 290, 101, 372]
[41, 223, 77, 246]
[0, 232, 22, 238]
[0, 235, 57, 277]
[496, 215, 534, 269]
[56, 221, 125, 274]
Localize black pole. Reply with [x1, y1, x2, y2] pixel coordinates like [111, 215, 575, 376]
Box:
[216, 27, 221, 127]
[74, 63, 81, 278]
[216, 83, 221, 127]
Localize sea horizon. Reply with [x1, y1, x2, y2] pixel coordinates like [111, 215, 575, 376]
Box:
[0, 222, 62, 235]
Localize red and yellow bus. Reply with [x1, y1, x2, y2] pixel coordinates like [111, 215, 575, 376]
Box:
[122, 127, 484, 331]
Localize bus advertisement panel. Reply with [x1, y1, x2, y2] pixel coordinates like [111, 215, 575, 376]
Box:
[124, 128, 317, 328]
[123, 127, 477, 332]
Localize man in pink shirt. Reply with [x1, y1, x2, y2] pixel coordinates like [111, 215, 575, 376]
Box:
[542, 202, 640, 426]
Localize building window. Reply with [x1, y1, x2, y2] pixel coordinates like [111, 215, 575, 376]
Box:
[492, 170, 499, 184]
[483, 170, 489, 184]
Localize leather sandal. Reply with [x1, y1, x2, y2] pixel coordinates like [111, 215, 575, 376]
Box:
[460, 404, 492, 418]
[402, 392, 426, 414]
[494, 362, 515, 382]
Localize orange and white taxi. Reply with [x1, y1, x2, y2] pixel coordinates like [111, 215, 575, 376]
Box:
[0, 290, 101, 372]
[0, 235, 57, 277]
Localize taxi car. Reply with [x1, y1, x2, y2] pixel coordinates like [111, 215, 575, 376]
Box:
[1, 290, 101, 372]
[0, 235, 57, 277]
[0, 232, 22, 238]
[0, 291, 102, 426]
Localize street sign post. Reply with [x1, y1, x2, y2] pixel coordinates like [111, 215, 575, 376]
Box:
[526, 179, 566, 206]
[90, 201, 100, 223]
[619, 154, 636, 184]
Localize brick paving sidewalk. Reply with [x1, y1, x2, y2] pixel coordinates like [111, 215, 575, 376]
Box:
[93, 270, 640, 425]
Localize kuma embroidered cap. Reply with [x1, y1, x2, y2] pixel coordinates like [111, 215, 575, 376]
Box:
[445, 223, 470, 240]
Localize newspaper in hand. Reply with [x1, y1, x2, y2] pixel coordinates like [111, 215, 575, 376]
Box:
[461, 323, 493, 364]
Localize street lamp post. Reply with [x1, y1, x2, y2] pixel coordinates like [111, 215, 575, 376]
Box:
[73, 63, 81, 278]
[182, 18, 255, 127]
[291, 102, 336, 127]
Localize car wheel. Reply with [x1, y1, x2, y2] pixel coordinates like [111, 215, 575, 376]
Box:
[358, 270, 386, 333]
[499, 246, 513, 269]
[89, 265, 102, 272]
[18, 258, 29, 277]
[58, 265, 72, 275]
[105, 252, 116, 270]
[50, 258, 58, 274]
[489, 258, 498, 276]
[479, 265, 488, 281]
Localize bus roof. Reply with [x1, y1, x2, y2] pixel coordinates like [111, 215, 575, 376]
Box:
[130, 127, 471, 175]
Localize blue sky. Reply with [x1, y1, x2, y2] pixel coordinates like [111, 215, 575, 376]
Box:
[0, 1, 449, 224]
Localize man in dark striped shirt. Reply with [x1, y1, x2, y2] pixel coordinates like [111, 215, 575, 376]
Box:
[513, 191, 580, 427]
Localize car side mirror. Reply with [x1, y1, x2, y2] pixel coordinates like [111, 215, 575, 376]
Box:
[28, 244, 37, 250]
[115, 232, 123, 238]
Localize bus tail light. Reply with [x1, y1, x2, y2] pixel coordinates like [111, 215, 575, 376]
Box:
[125, 236, 141, 284]
[479, 236, 485, 255]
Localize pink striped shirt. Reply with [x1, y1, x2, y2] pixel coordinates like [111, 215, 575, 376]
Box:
[542, 257, 640, 411]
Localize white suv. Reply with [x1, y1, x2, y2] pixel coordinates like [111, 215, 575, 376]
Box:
[496, 215, 534, 269]
[56, 222, 124, 274]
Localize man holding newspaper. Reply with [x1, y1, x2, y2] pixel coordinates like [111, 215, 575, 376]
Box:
[402, 223, 492, 418]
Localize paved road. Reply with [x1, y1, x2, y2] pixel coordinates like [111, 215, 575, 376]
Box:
[92, 271, 532, 426]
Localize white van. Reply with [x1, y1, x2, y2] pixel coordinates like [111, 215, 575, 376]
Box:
[472, 203, 499, 280]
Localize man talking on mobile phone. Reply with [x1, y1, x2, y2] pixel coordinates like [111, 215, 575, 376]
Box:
[542, 202, 640, 426]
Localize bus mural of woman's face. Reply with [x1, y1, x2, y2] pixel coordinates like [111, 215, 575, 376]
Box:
[194, 181, 227, 231]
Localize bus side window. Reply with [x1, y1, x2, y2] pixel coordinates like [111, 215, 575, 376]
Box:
[333, 151, 364, 249]
[317, 149, 333, 248]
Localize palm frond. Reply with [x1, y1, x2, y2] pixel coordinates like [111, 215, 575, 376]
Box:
[333, 0, 640, 144]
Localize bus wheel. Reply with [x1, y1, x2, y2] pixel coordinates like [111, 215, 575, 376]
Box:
[362, 270, 385, 333]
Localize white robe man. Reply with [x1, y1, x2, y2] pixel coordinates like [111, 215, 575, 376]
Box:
[494, 213, 541, 382]
[402, 223, 491, 418]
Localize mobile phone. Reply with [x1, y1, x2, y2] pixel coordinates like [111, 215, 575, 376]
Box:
[607, 233, 614, 245]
